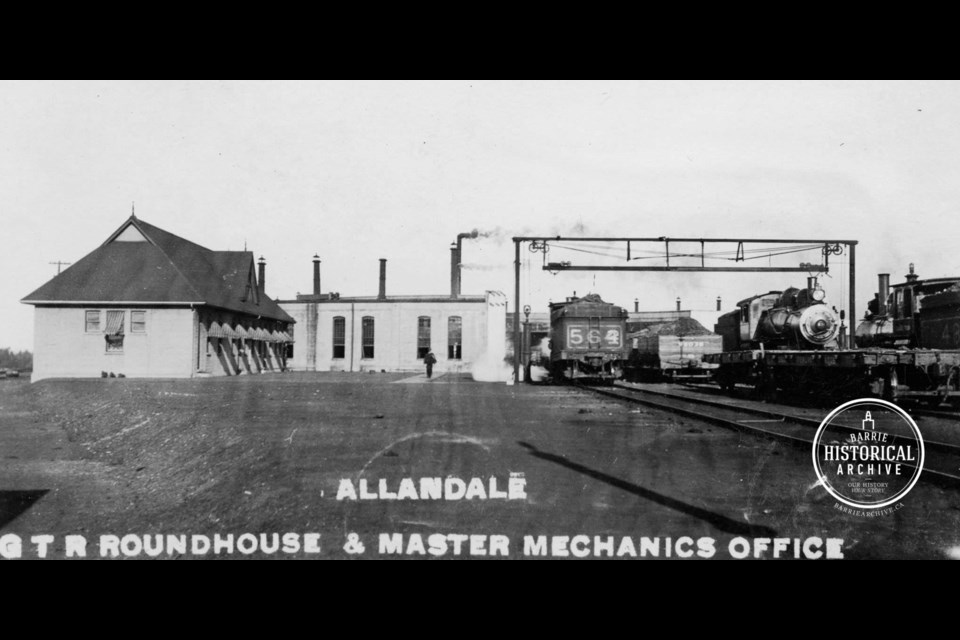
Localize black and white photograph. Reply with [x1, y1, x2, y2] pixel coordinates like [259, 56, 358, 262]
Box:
[1, 80, 959, 560]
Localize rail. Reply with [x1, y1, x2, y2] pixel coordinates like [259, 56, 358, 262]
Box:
[571, 381, 960, 489]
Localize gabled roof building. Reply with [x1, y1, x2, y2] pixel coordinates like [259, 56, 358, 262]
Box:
[22, 215, 294, 382]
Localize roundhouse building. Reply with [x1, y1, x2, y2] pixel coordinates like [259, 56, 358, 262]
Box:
[279, 256, 507, 374]
[22, 215, 294, 382]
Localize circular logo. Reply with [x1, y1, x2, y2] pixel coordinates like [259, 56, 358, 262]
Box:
[812, 398, 924, 509]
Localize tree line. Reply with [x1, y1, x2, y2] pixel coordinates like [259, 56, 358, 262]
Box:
[0, 348, 32, 371]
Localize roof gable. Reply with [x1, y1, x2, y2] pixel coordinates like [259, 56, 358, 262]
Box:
[21, 242, 203, 303]
[22, 216, 293, 323]
[111, 224, 149, 242]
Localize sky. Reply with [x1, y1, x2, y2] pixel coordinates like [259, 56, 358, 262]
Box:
[3, 80, 960, 352]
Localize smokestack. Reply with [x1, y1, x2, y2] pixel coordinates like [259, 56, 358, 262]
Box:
[378, 259, 387, 300]
[450, 243, 458, 299]
[258, 256, 266, 294]
[455, 230, 479, 298]
[634, 298, 639, 313]
[676, 297, 681, 312]
[905, 263, 919, 283]
[716, 296, 722, 311]
[878, 273, 890, 316]
[312, 255, 321, 296]
[806, 276, 816, 290]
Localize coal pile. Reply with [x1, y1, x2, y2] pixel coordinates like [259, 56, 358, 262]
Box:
[627, 316, 713, 338]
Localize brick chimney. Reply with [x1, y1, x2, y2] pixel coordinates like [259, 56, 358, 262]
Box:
[257, 256, 266, 295]
[450, 244, 458, 299]
[313, 255, 321, 296]
[378, 259, 387, 300]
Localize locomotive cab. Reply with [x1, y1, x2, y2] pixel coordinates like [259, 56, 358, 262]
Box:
[738, 292, 781, 346]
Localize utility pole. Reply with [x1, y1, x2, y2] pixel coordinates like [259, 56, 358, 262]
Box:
[50, 261, 71, 275]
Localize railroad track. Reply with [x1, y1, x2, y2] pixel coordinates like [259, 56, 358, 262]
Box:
[573, 381, 960, 488]
[677, 380, 960, 421]
[913, 407, 960, 421]
[618, 383, 960, 454]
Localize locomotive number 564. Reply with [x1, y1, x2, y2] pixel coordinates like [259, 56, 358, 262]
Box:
[568, 326, 623, 349]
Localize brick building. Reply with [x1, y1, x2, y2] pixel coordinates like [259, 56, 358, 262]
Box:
[279, 257, 507, 374]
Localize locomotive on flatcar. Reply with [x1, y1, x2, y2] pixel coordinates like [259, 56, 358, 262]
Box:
[706, 277, 844, 396]
[714, 278, 840, 353]
[707, 266, 960, 405]
[853, 265, 960, 404]
[549, 293, 630, 382]
[855, 264, 960, 349]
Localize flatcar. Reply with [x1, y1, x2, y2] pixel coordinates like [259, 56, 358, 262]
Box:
[549, 293, 630, 382]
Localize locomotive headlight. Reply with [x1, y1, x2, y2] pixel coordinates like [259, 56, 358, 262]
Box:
[812, 288, 826, 302]
[798, 305, 840, 344]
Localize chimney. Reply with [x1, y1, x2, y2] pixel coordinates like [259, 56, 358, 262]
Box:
[455, 230, 478, 298]
[676, 297, 681, 312]
[257, 256, 266, 295]
[634, 298, 639, 313]
[378, 259, 387, 300]
[716, 296, 722, 311]
[312, 255, 321, 296]
[878, 273, 890, 316]
[806, 276, 816, 290]
[450, 243, 458, 299]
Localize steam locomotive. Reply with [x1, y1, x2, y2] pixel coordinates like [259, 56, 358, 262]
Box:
[549, 293, 630, 382]
[855, 264, 960, 349]
[853, 265, 960, 403]
[714, 278, 841, 353]
[706, 266, 960, 405]
[708, 277, 843, 396]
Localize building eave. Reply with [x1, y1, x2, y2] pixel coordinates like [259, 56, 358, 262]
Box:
[21, 300, 206, 305]
[279, 296, 487, 304]
[21, 299, 294, 324]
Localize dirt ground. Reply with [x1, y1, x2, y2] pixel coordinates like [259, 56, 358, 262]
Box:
[2, 372, 960, 560]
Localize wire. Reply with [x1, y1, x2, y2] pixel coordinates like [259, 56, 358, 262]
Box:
[549, 241, 827, 265]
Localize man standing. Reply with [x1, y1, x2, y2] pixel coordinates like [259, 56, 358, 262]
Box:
[424, 351, 437, 379]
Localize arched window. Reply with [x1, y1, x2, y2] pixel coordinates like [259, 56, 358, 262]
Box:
[362, 316, 375, 359]
[333, 316, 345, 359]
[417, 316, 431, 358]
[448, 316, 462, 360]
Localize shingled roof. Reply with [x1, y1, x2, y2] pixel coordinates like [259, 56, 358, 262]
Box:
[21, 216, 294, 323]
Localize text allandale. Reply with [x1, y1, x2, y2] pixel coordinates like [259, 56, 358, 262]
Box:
[335, 474, 527, 501]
